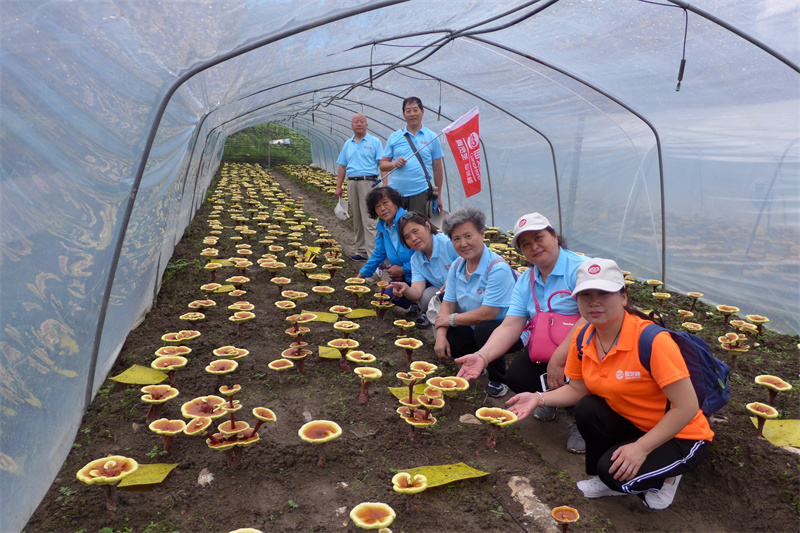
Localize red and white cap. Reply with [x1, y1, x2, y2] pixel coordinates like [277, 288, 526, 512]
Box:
[509, 212, 552, 248]
[573, 258, 625, 296]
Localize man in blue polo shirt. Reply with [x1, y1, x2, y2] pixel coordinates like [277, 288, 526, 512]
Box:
[380, 97, 444, 215]
[336, 113, 384, 261]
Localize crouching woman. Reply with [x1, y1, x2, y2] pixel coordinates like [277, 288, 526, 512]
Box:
[506, 258, 713, 510]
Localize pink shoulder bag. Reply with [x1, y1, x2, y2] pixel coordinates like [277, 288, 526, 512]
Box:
[524, 275, 580, 363]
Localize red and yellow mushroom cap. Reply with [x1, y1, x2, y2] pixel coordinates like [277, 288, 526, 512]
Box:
[213, 346, 249, 359]
[151, 355, 188, 372]
[330, 305, 353, 316]
[205, 359, 239, 375]
[391, 472, 428, 494]
[179, 312, 205, 321]
[395, 338, 423, 350]
[184, 416, 213, 436]
[754, 375, 792, 393]
[551, 506, 580, 524]
[252, 407, 276, 423]
[745, 402, 779, 419]
[409, 361, 437, 375]
[346, 351, 377, 365]
[268, 359, 295, 371]
[155, 345, 192, 358]
[426, 376, 470, 394]
[476, 407, 519, 427]
[298, 420, 342, 444]
[149, 418, 186, 436]
[181, 396, 228, 419]
[76, 456, 138, 486]
[350, 502, 396, 530]
[141, 385, 179, 404]
[354, 367, 382, 381]
[229, 311, 255, 323]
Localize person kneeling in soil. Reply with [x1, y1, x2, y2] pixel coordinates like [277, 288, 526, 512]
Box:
[506, 258, 713, 510]
[390, 210, 460, 329]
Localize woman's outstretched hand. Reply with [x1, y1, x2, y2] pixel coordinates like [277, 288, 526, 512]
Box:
[454, 353, 484, 380]
[505, 392, 540, 421]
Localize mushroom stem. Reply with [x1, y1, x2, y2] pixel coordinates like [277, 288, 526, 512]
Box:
[216, 374, 226, 388]
[317, 444, 327, 468]
[768, 390, 778, 406]
[102, 484, 117, 519]
[145, 404, 162, 425]
[339, 355, 350, 372]
[407, 380, 417, 403]
[406, 493, 419, 513]
[756, 417, 766, 437]
[405, 349, 413, 366]
[166, 370, 179, 390]
[163, 435, 175, 454]
[408, 426, 419, 442]
[487, 425, 501, 449]
[209, 271, 216, 282]
[359, 380, 370, 404]
[237, 323, 244, 337]
[353, 294, 360, 307]
[561, 524, 570, 533]
[297, 358, 306, 374]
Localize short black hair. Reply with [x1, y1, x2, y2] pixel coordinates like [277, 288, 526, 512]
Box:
[366, 186, 404, 219]
[397, 211, 438, 248]
[402, 97, 424, 113]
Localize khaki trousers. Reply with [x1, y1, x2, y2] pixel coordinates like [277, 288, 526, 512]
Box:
[348, 179, 378, 256]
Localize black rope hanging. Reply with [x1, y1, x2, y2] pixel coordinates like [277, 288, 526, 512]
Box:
[676, 8, 688, 91]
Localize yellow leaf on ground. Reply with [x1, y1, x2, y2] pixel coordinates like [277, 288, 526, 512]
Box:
[215, 285, 235, 293]
[110, 365, 167, 385]
[302, 310, 336, 323]
[401, 462, 489, 488]
[211, 259, 234, 266]
[346, 309, 377, 319]
[750, 418, 800, 447]
[388, 385, 427, 400]
[118, 463, 178, 487]
[319, 346, 341, 359]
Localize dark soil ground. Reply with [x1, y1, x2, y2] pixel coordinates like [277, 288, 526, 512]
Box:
[25, 163, 799, 533]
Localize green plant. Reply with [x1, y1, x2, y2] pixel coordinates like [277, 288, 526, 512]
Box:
[490, 506, 504, 517]
[146, 444, 168, 458]
[288, 499, 299, 510]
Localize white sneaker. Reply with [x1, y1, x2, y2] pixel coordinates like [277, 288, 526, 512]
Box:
[644, 475, 682, 510]
[577, 476, 626, 498]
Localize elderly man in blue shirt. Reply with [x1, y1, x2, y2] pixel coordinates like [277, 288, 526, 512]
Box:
[336, 113, 384, 261]
[380, 97, 444, 215]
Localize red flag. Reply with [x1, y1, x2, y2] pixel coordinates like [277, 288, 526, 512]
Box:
[443, 107, 481, 198]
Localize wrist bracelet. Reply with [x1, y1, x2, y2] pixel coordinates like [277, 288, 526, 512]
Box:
[536, 391, 547, 407]
[475, 351, 490, 368]
[449, 313, 457, 327]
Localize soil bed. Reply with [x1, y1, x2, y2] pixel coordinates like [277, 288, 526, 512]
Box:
[26, 164, 799, 533]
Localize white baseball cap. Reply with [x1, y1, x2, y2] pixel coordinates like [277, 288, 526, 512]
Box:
[509, 212, 552, 248]
[573, 258, 625, 296]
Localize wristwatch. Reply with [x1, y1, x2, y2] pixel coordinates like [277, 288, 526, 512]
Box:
[449, 313, 457, 327]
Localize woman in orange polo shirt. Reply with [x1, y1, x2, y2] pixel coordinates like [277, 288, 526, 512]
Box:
[506, 258, 713, 510]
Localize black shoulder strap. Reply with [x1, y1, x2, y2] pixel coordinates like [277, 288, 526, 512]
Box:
[576, 323, 593, 360]
[404, 133, 433, 190]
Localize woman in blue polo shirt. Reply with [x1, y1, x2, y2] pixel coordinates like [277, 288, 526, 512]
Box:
[433, 206, 519, 398]
[389, 211, 460, 327]
[357, 187, 415, 310]
[454, 212, 590, 452]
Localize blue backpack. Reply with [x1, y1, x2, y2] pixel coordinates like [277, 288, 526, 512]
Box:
[576, 323, 730, 417]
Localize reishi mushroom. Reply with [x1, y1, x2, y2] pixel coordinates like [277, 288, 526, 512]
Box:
[475, 407, 518, 448]
[754, 375, 792, 406]
[76, 455, 139, 519]
[354, 367, 382, 404]
[395, 337, 423, 366]
[551, 506, 580, 533]
[140, 384, 180, 424]
[148, 418, 186, 454]
[350, 502, 396, 530]
[328, 338, 359, 371]
[745, 314, 770, 335]
[391, 472, 428, 512]
[298, 420, 342, 467]
[745, 402, 779, 437]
